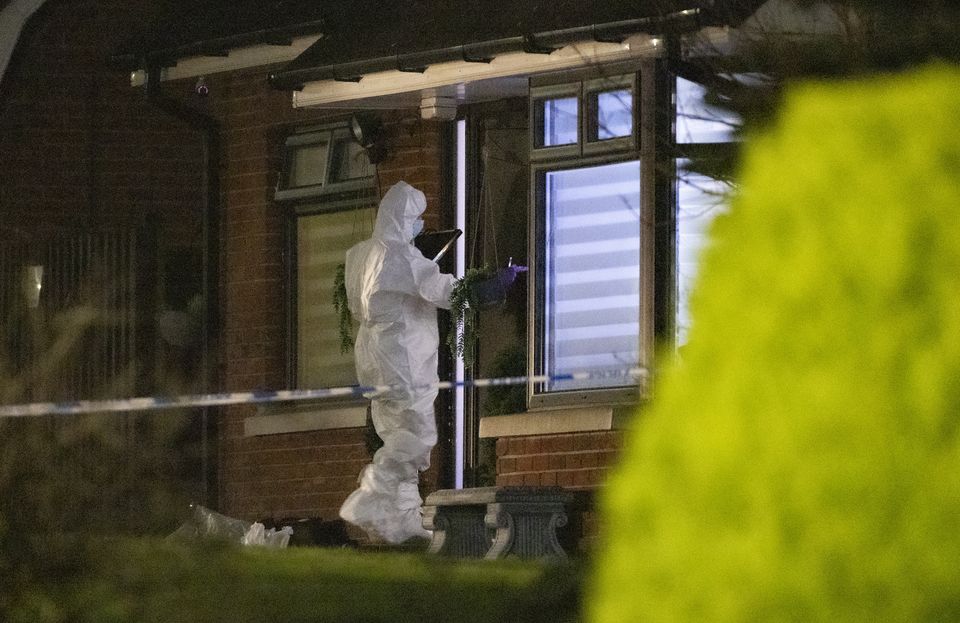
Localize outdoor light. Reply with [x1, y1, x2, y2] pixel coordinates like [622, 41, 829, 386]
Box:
[349, 113, 388, 164]
[349, 113, 380, 148]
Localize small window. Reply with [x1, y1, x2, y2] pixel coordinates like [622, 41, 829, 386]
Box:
[588, 89, 633, 141]
[276, 125, 373, 202]
[531, 73, 636, 160]
[535, 96, 579, 147]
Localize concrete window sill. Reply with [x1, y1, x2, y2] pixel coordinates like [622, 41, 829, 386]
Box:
[244, 401, 367, 436]
[478, 405, 635, 438]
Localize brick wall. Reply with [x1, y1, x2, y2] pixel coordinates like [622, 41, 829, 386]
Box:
[495, 430, 625, 553]
[495, 430, 624, 489]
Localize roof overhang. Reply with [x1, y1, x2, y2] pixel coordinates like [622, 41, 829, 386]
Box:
[269, 4, 716, 90]
[268, 0, 766, 112]
[289, 33, 682, 110]
[127, 35, 322, 87]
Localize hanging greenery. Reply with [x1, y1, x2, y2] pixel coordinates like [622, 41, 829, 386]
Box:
[335, 262, 495, 368]
[446, 265, 494, 369]
[332, 263, 353, 354]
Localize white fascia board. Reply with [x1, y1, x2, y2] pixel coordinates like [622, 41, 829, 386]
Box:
[129, 34, 323, 87]
[292, 34, 664, 109]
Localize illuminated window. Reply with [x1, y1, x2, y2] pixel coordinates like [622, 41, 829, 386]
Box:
[529, 71, 645, 406]
[276, 124, 377, 388]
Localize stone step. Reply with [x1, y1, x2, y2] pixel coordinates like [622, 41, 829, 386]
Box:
[422, 486, 574, 560]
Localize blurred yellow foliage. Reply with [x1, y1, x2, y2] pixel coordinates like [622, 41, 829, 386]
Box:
[590, 65, 960, 622]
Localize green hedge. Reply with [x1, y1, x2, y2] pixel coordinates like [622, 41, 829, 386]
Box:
[4, 538, 580, 623]
[590, 65, 960, 622]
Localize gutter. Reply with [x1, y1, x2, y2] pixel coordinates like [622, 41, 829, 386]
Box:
[144, 62, 221, 507]
[268, 9, 705, 89]
[0, 0, 48, 88]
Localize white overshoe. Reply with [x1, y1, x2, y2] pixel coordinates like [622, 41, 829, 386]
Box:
[394, 507, 431, 543]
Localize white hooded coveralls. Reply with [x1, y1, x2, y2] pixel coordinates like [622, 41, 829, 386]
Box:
[338, 181, 456, 544]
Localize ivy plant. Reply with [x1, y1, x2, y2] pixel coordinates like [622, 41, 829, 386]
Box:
[334, 262, 494, 370]
[332, 263, 353, 354]
[447, 265, 494, 369]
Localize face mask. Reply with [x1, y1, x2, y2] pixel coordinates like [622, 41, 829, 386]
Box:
[411, 218, 424, 239]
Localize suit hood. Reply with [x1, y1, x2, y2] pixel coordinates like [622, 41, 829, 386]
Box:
[373, 181, 426, 243]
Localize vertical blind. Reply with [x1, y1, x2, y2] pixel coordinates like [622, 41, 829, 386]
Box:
[296, 206, 375, 389]
[544, 159, 642, 391]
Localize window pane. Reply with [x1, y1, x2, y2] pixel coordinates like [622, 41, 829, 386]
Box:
[330, 137, 374, 182]
[288, 141, 329, 187]
[544, 160, 641, 391]
[676, 160, 730, 345]
[676, 77, 739, 144]
[297, 207, 375, 388]
[594, 89, 633, 140]
[540, 97, 578, 147]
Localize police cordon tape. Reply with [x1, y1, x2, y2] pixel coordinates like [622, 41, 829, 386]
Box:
[0, 367, 649, 419]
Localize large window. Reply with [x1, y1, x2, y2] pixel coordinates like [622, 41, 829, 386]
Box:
[675, 76, 740, 345]
[543, 161, 641, 392]
[529, 69, 648, 406]
[276, 124, 377, 389]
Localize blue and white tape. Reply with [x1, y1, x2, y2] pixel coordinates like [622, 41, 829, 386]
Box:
[0, 367, 648, 419]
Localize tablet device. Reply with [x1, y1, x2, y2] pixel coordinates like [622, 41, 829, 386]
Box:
[414, 229, 462, 262]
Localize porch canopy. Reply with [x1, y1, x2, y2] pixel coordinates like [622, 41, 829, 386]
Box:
[267, 0, 762, 90]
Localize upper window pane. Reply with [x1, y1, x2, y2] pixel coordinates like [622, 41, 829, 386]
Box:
[288, 141, 329, 188]
[592, 89, 633, 140]
[676, 77, 739, 144]
[538, 97, 578, 147]
[543, 160, 641, 392]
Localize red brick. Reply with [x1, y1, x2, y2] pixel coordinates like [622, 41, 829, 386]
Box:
[572, 469, 591, 488]
[531, 454, 549, 471]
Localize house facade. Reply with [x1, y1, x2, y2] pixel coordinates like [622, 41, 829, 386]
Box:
[1, 0, 821, 547]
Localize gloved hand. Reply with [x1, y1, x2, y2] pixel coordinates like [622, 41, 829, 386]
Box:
[472, 264, 528, 308]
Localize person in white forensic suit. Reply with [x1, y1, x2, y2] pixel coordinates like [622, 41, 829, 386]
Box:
[339, 181, 456, 544]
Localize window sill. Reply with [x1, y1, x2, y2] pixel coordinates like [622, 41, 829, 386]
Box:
[244, 401, 367, 437]
[478, 404, 636, 438]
